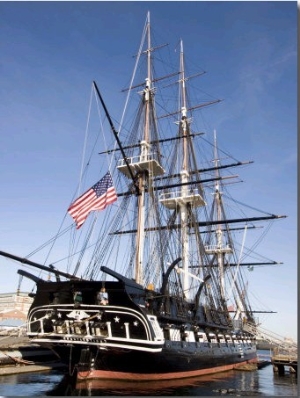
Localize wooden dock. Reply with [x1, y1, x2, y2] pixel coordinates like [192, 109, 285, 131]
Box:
[271, 353, 297, 375]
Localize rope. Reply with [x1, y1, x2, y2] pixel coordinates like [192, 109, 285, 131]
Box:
[2, 353, 35, 365]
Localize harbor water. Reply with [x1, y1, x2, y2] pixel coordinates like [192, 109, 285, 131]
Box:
[0, 351, 298, 396]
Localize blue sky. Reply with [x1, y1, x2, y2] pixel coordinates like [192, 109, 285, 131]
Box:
[0, 1, 297, 341]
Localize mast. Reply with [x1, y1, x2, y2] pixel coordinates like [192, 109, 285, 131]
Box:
[204, 131, 233, 300]
[203, 134, 256, 325]
[179, 40, 190, 299]
[160, 40, 206, 300]
[214, 131, 225, 297]
[117, 12, 164, 285]
[134, 12, 151, 285]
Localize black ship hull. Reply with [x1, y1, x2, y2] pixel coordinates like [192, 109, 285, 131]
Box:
[25, 274, 257, 381]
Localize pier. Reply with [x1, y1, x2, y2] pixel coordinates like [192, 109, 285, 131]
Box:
[271, 351, 297, 375]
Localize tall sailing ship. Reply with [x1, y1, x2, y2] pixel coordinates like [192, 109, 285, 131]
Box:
[0, 13, 285, 381]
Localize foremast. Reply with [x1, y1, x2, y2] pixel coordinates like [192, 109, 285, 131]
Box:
[117, 12, 164, 285]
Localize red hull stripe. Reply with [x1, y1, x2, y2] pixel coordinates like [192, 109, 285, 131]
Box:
[77, 358, 258, 381]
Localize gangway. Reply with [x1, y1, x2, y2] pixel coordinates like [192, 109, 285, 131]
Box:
[255, 326, 297, 375]
[255, 326, 297, 352]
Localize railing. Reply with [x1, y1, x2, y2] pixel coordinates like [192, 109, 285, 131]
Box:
[160, 188, 200, 201]
[118, 153, 159, 167]
[204, 244, 232, 253]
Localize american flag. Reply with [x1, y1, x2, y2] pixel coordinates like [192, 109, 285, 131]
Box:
[68, 171, 117, 229]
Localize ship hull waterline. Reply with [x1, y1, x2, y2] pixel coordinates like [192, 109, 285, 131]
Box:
[77, 358, 258, 382]
[35, 340, 257, 381]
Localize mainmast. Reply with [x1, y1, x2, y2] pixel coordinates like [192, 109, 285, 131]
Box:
[179, 40, 191, 299]
[160, 40, 205, 300]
